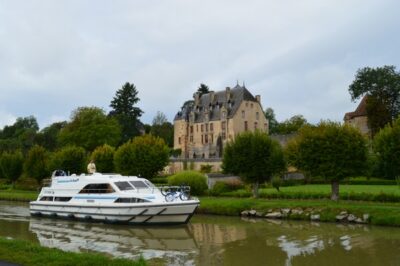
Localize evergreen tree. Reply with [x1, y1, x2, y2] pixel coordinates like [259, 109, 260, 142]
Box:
[197, 83, 210, 96]
[110, 82, 144, 143]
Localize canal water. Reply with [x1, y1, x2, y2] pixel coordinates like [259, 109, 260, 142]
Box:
[0, 201, 399, 266]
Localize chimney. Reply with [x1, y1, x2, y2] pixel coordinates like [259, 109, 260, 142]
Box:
[210, 91, 215, 103]
[194, 92, 200, 106]
[226, 87, 231, 101]
[255, 95, 261, 103]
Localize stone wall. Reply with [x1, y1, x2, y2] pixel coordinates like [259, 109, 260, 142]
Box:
[165, 158, 223, 175]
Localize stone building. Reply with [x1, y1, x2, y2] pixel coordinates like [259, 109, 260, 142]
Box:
[174, 83, 269, 159]
[344, 95, 370, 136]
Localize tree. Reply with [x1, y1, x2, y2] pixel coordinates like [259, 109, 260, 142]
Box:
[264, 108, 279, 134]
[373, 117, 400, 179]
[276, 115, 308, 134]
[0, 151, 24, 184]
[349, 65, 400, 135]
[150, 111, 174, 147]
[23, 145, 49, 182]
[114, 134, 170, 179]
[49, 146, 87, 174]
[197, 83, 210, 96]
[222, 131, 286, 198]
[286, 122, 367, 200]
[90, 144, 115, 173]
[58, 107, 121, 151]
[109, 82, 144, 143]
[0, 116, 39, 153]
[35, 121, 67, 151]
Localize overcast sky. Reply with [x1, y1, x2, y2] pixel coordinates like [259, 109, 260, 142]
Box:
[0, 0, 399, 129]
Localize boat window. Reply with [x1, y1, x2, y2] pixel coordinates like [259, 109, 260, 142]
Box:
[114, 198, 149, 203]
[39, 196, 54, 201]
[114, 181, 134, 191]
[54, 197, 72, 202]
[79, 183, 115, 194]
[144, 180, 155, 188]
[129, 181, 149, 189]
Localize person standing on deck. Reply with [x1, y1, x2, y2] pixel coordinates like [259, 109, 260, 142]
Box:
[87, 160, 96, 174]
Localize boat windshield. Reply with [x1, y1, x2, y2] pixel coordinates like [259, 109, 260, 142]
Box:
[129, 181, 149, 190]
[114, 181, 134, 191]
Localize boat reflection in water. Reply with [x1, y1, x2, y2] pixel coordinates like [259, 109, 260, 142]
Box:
[29, 218, 198, 265]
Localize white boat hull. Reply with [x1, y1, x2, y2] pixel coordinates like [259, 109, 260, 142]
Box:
[30, 201, 199, 225]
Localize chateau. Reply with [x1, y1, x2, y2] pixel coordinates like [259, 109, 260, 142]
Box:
[174, 83, 269, 159]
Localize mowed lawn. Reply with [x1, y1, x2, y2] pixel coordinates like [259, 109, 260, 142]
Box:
[259, 184, 400, 195]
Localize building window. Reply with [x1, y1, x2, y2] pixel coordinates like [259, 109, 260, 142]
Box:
[221, 121, 226, 130]
[244, 121, 248, 131]
[222, 132, 226, 140]
[222, 111, 226, 119]
[256, 112, 259, 120]
[211, 134, 214, 143]
[190, 135, 193, 142]
[242, 110, 245, 119]
[245, 102, 248, 107]
[178, 137, 181, 144]
[210, 123, 213, 131]
[205, 134, 208, 143]
[264, 123, 268, 130]
[205, 123, 208, 132]
[251, 103, 253, 108]
[254, 122, 258, 130]
[201, 135, 203, 144]
[201, 124, 204, 132]
[196, 124, 199, 132]
[190, 126, 193, 133]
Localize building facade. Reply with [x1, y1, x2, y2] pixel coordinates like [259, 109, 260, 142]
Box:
[344, 95, 370, 136]
[174, 84, 269, 159]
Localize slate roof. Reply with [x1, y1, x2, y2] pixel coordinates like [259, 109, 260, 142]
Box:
[174, 84, 258, 122]
[344, 95, 368, 120]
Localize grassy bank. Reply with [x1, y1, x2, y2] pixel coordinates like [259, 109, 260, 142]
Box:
[0, 237, 146, 266]
[0, 189, 37, 201]
[198, 197, 400, 227]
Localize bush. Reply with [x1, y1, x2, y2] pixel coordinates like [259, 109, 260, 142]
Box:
[23, 145, 49, 182]
[49, 146, 87, 175]
[14, 177, 39, 191]
[114, 135, 169, 178]
[0, 151, 24, 184]
[209, 180, 244, 196]
[152, 176, 168, 185]
[271, 176, 282, 191]
[168, 171, 208, 196]
[90, 144, 115, 173]
[200, 164, 213, 173]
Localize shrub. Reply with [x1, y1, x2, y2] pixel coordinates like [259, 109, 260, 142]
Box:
[271, 176, 282, 191]
[168, 171, 208, 196]
[200, 164, 213, 173]
[90, 144, 115, 173]
[114, 135, 169, 178]
[49, 146, 87, 174]
[209, 180, 244, 196]
[23, 145, 49, 182]
[0, 151, 24, 184]
[15, 177, 39, 191]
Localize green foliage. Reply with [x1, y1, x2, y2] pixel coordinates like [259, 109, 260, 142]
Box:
[0, 151, 24, 183]
[264, 107, 279, 134]
[271, 176, 282, 192]
[23, 145, 49, 182]
[168, 171, 208, 195]
[276, 115, 308, 134]
[0, 116, 39, 153]
[109, 82, 144, 143]
[287, 122, 368, 181]
[114, 135, 169, 178]
[59, 107, 121, 151]
[35, 121, 66, 151]
[90, 144, 115, 173]
[170, 148, 182, 158]
[14, 177, 39, 191]
[349, 65, 400, 135]
[200, 164, 213, 173]
[373, 117, 400, 179]
[222, 131, 286, 197]
[49, 146, 87, 174]
[150, 112, 173, 147]
[209, 180, 244, 196]
[197, 83, 210, 96]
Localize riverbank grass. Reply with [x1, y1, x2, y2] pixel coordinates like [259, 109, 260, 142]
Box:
[0, 237, 146, 266]
[0, 189, 37, 201]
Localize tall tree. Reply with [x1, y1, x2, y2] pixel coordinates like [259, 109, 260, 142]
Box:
[222, 131, 286, 198]
[286, 122, 367, 201]
[264, 108, 279, 134]
[58, 107, 121, 151]
[150, 111, 174, 147]
[349, 65, 400, 135]
[35, 121, 67, 151]
[0, 116, 39, 153]
[197, 83, 210, 96]
[276, 115, 308, 134]
[109, 82, 144, 143]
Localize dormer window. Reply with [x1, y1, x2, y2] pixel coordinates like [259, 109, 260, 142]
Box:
[242, 110, 245, 119]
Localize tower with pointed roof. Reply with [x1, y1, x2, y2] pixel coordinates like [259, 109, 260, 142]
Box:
[344, 95, 371, 136]
[174, 83, 269, 159]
